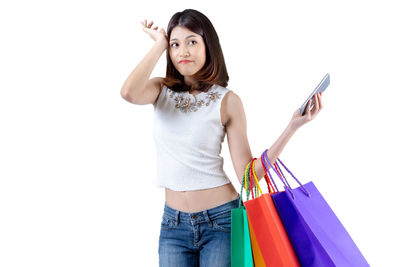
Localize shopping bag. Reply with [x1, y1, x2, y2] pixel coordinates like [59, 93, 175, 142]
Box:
[243, 158, 300, 266]
[245, 159, 266, 267]
[262, 150, 370, 267]
[247, 157, 280, 267]
[247, 218, 264, 266]
[231, 162, 254, 267]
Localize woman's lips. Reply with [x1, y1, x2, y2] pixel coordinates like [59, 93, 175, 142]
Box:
[179, 60, 192, 64]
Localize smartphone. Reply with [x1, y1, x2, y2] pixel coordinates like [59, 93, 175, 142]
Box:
[300, 73, 330, 116]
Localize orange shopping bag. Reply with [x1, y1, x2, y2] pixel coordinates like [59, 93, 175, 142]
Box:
[243, 158, 300, 267]
[247, 218, 265, 266]
[242, 159, 266, 266]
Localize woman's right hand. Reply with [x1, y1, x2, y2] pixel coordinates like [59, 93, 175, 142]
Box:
[141, 19, 168, 48]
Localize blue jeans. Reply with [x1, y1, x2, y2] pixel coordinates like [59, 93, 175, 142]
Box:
[158, 194, 243, 267]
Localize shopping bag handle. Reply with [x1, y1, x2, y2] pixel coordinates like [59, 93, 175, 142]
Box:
[249, 158, 263, 198]
[260, 152, 282, 193]
[263, 150, 311, 199]
[239, 158, 264, 207]
[239, 161, 253, 207]
[246, 159, 259, 200]
[259, 152, 278, 194]
[262, 150, 296, 199]
[261, 150, 291, 191]
[275, 156, 311, 197]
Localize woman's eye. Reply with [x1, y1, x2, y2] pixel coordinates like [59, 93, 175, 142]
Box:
[170, 40, 196, 48]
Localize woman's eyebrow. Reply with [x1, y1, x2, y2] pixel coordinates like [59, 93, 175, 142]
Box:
[170, 35, 197, 41]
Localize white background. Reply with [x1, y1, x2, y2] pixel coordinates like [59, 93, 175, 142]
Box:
[1, 0, 399, 266]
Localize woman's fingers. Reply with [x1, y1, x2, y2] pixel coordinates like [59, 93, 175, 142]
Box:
[318, 92, 323, 109]
[142, 19, 160, 31]
[295, 92, 323, 126]
[311, 92, 323, 118]
[141, 19, 151, 27]
[306, 98, 312, 115]
[307, 98, 311, 109]
[314, 94, 320, 112]
[144, 19, 153, 27]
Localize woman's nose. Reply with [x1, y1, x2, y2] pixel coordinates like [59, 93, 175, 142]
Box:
[179, 46, 190, 56]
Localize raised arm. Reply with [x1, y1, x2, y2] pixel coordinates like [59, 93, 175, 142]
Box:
[120, 19, 168, 105]
[224, 90, 323, 185]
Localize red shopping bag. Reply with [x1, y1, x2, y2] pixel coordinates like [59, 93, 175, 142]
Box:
[243, 158, 300, 266]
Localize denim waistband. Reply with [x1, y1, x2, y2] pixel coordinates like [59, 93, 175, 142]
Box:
[162, 194, 243, 224]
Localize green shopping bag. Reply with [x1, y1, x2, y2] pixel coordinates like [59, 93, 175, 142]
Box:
[231, 161, 256, 267]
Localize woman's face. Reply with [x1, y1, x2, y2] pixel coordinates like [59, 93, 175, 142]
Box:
[169, 26, 206, 80]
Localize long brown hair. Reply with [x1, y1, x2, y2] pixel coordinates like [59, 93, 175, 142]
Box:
[162, 9, 229, 93]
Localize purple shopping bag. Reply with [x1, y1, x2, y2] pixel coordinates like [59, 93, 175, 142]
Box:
[262, 150, 369, 267]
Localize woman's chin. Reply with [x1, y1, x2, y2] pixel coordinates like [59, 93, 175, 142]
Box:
[179, 70, 197, 76]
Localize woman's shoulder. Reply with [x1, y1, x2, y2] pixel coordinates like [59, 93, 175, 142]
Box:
[218, 85, 243, 125]
[214, 84, 239, 100]
[213, 84, 232, 95]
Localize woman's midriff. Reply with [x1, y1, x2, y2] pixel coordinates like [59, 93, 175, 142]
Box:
[165, 182, 240, 213]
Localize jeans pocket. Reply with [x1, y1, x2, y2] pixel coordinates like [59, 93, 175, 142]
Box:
[160, 215, 177, 230]
[212, 212, 232, 232]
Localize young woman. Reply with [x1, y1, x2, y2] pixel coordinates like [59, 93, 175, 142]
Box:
[121, 9, 323, 267]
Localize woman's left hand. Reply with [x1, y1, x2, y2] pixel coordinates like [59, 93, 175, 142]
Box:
[289, 92, 323, 130]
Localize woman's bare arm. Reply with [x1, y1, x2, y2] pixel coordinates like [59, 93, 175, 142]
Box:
[225, 91, 323, 185]
[120, 20, 168, 105]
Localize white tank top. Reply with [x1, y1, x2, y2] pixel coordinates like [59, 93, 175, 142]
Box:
[152, 84, 232, 191]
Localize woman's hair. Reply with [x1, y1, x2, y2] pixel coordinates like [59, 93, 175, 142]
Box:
[162, 9, 229, 93]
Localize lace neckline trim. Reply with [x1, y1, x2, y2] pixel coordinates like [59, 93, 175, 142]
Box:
[166, 85, 222, 113]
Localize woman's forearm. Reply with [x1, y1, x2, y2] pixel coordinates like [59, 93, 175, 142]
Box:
[253, 122, 298, 182]
[120, 41, 167, 99]
[247, 92, 323, 184]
